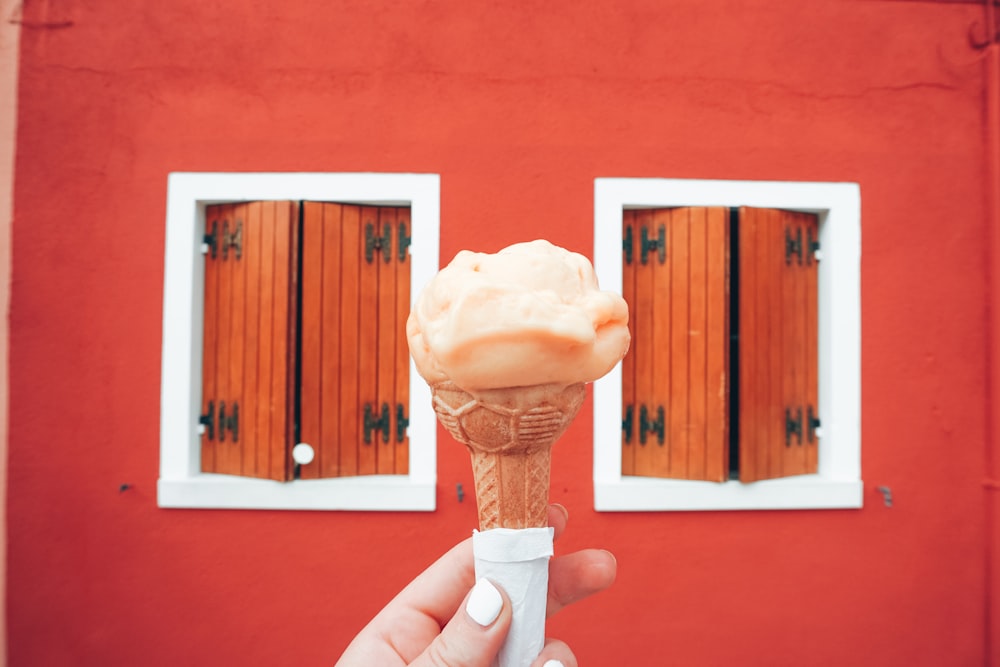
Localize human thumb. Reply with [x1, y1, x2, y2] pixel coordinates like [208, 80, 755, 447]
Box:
[410, 578, 512, 667]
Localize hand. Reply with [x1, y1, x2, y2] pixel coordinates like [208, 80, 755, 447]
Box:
[335, 504, 617, 667]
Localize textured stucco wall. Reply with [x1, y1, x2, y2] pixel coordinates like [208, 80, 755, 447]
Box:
[8, 1, 994, 665]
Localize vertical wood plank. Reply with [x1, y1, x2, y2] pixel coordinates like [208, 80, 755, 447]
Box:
[226, 204, 248, 476]
[767, 207, 785, 480]
[394, 208, 412, 475]
[668, 208, 690, 478]
[357, 206, 380, 475]
[620, 210, 637, 475]
[201, 205, 222, 474]
[705, 207, 729, 481]
[738, 207, 759, 482]
[782, 211, 805, 476]
[648, 209, 672, 477]
[269, 201, 294, 481]
[339, 205, 362, 477]
[214, 204, 235, 474]
[757, 207, 777, 480]
[240, 202, 262, 477]
[255, 202, 276, 479]
[687, 207, 708, 480]
[376, 207, 398, 474]
[804, 213, 820, 475]
[299, 201, 324, 480]
[631, 208, 657, 477]
[320, 203, 344, 478]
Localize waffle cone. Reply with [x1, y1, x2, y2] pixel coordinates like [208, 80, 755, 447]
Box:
[431, 381, 586, 530]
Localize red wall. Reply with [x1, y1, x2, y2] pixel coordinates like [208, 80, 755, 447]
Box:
[9, 1, 993, 665]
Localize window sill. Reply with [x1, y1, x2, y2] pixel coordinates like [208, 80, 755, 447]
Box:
[595, 475, 863, 512]
[157, 474, 436, 511]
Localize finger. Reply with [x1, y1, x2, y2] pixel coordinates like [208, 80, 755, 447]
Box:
[530, 638, 578, 667]
[547, 503, 569, 540]
[410, 578, 512, 667]
[546, 548, 617, 618]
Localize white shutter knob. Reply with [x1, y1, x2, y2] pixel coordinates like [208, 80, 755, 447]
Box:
[292, 443, 315, 465]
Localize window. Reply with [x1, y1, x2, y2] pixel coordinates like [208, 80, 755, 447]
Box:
[593, 179, 861, 511]
[199, 200, 412, 481]
[159, 173, 439, 510]
[621, 206, 819, 482]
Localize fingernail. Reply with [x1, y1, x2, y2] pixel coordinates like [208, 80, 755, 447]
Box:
[542, 661, 565, 667]
[551, 503, 570, 521]
[466, 578, 503, 626]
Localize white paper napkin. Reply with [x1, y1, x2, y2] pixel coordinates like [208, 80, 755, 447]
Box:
[473, 527, 555, 667]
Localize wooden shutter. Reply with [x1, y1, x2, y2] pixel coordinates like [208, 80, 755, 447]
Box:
[738, 207, 819, 482]
[298, 203, 411, 479]
[200, 201, 297, 481]
[622, 207, 730, 481]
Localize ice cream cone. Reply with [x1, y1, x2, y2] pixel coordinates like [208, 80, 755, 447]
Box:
[431, 381, 586, 530]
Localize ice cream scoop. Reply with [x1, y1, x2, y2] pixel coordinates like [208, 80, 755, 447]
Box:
[407, 239, 630, 392]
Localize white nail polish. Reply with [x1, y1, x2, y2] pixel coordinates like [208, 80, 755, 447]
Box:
[466, 578, 503, 626]
[542, 661, 565, 667]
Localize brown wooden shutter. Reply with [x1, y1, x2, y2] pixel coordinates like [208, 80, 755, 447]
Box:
[738, 207, 819, 482]
[200, 201, 297, 481]
[298, 203, 410, 479]
[622, 207, 729, 481]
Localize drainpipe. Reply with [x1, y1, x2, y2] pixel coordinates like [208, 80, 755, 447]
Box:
[984, 0, 1000, 663]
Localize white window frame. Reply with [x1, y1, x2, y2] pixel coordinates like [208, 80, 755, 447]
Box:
[159, 173, 439, 511]
[593, 178, 862, 511]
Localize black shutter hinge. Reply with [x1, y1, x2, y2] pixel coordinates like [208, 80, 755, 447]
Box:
[217, 400, 239, 443]
[396, 403, 409, 442]
[641, 224, 667, 265]
[222, 219, 243, 260]
[639, 404, 665, 446]
[622, 404, 634, 444]
[623, 224, 634, 265]
[364, 402, 391, 444]
[199, 400, 216, 440]
[365, 222, 393, 263]
[785, 226, 803, 266]
[397, 221, 412, 262]
[785, 406, 803, 446]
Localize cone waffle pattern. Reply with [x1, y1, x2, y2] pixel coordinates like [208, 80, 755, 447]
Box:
[432, 381, 585, 529]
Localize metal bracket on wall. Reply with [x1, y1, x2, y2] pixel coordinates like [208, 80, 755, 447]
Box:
[397, 221, 412, 262]
[199, 401, 216, 440]
[202, 220, 219, 258]
[622, 404, 634, 444]
[396, 403, 409, 442]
